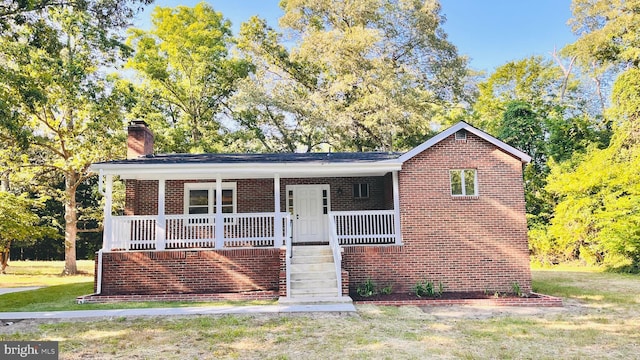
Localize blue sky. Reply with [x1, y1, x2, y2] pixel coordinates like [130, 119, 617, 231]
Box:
[132, 0, 576, 73]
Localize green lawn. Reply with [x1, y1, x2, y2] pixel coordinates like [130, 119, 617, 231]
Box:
[0, 260, 95, 287]
[0, 263, 639, 359]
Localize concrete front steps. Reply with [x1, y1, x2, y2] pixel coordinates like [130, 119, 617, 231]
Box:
[279, 245, 352, 305]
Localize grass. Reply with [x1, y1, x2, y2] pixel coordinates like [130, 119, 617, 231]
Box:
[0, 260, 95, 287]
[1, 263, 639, 359]
[533, 268, 640, 307]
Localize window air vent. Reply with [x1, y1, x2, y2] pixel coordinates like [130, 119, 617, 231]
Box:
[455, 129, 467, 141]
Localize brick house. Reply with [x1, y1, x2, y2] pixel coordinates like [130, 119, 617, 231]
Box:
[89, 120, 532, 303]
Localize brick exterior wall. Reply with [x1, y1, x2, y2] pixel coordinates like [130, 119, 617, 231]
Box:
[99, 248, 280, 295]
[342, 133, 531, 294]
[281, 177, 389, 211]
[125, 179, 158, 215]
[125, 176, 391, 215]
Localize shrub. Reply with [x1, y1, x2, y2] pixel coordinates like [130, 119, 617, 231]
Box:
[413, 279, 443, 298]
[356, 279, 378, 298]
[380, 283, 394, 295]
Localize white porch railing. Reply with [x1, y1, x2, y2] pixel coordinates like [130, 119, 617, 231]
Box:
[107, 213, 290, 251]
[111, 215, 157, 251]
[329, 210, 398, 245]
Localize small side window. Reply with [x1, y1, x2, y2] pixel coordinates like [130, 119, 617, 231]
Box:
[353, 183, 369, 199]
[449, 169, 477, 196]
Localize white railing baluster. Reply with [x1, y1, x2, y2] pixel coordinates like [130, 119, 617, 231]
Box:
[109, 211, 393, 251]
[328, 210, 398, 245]
[114, 212, 289, 249]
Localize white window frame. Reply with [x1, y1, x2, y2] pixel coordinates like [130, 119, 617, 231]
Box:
[183, 182, 237, 216]
[449, 169, 478, 196]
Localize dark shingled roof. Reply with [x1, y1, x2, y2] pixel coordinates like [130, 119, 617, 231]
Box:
[97, 152, 404, 165]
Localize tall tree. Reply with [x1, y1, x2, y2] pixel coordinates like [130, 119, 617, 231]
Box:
[0, 3, 143, 274]
[235, 0, 469, 152]
[126, 3, 252, 153]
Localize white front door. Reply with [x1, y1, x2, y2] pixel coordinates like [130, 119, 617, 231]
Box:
[288, 185, 330, 243]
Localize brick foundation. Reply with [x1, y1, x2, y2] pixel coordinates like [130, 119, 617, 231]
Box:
[99, 248, 280, 296]
[78, 291, 278, 304]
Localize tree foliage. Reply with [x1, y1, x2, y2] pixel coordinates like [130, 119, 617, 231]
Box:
[472, 56, 609, 229]
[234, 0, 469, 152]
[126, 3, 253, 153]
[564, 0, 640, 70]
[0, 192, 53, 272]
[535, 69, 640, 271]
[526, 0, 640, 271]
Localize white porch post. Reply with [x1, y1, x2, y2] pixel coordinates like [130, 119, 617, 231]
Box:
[102, 174, 113, 250]
[392, 171, 402, 245]
[215, 175, 224, 248]
[156, 179, 166, 250]
[273, 174, 282, 246]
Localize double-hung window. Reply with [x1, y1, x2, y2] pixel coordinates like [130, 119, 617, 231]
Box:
[184, 183, 236, 222]
[450, 169, 477, 196]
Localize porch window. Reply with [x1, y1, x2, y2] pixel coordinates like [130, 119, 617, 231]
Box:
[353, 183, 369, 199]
[450, 169, 477, 196]
[184, 182, 237, 215]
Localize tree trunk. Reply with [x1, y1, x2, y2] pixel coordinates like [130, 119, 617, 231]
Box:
[62, 172, 79, 275]
[0, 242, 9, 274]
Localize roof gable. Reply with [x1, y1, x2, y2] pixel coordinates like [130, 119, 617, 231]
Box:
[397, 121, 532, 164]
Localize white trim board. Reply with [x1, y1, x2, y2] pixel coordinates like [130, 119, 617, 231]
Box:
[397, 121, 532, 164]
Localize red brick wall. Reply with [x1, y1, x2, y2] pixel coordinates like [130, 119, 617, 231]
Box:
[99, 248, 280, 295]
[343, 133, 532, 294]
[281, 177, 389, 211]
[125, 180, 158, 215]
[126, 176, 391, 216]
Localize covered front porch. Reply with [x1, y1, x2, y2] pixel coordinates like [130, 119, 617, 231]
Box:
[92, 151, 404, 301]
[99, 175, 403, 252]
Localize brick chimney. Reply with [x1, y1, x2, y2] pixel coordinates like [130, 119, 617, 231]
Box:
[127, 120, 154, 159]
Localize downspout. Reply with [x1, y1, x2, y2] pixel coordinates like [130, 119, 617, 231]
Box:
[96, 170, 105, 295]
[96, 249, 103, 295]
[95, 170, 110, 296]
